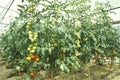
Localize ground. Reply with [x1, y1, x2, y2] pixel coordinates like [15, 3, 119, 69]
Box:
[0, 56, 120, 80]
[0, 61, 6, 80]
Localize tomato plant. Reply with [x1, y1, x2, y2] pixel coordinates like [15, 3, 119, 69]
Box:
[0, 0, 120, 79]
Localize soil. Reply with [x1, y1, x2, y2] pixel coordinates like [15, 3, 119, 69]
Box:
[0, 61, 7, 80]
[0, 57, 21, 80]
[0, 56, 120, 80]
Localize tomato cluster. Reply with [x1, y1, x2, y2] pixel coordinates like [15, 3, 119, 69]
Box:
[25, 20, 40, 78]
[26, 55, 40, 62]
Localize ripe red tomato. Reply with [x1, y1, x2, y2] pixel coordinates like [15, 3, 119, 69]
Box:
[30, 72, 36, 77]
[31, 55, 36, 61]
[35, 55, 39, 58]
[48, 73, 51, 78]
[61, 50, 64, 56]
[35, 57, 40, 62]
[15, 59, 19, 62]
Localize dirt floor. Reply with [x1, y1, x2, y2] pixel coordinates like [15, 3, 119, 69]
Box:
[0, 56, 120, 80]
[0, 61, 7, 80]
[0, 57, 21, 80]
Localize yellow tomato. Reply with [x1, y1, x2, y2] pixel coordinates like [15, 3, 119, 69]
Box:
[75, 21, 81, 27]
[26, 56, 31, 61]
[29, 34, 32, 37]
[53, 43, 58, 47]
[34, 34, 38, 38]
[29, 36, 32, 40]
[31, 39, 35, 42]
[34, 43, 38, 46]
[30, 49, 35, 53]
[75, 50, 80, 56]
[32, 46, 37, 50]
[27, 22, 31, 25]
[26, 25, 29, 28]
[74, 32, 80, 39]
[51, 34, 56, 37]
[29, 45, 32, 48]
[95, 46, 98, 50]
[27, 8, 32, 12]
[77, 44, 81, 47]
[28, 31, 32, 34]
[33, 38, 37, 41]
[27, 47, 31, 51]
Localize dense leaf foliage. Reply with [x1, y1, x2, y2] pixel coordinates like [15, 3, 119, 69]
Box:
[0, 0, 120, 79]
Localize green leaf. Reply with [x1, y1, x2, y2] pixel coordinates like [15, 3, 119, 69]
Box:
[48, 48, 51, 54]
[37, 47, 40, 53]
[22, 0, 24, 2]
[41, 47, 45, 55]
[18, 5, 25, 9]
[60, 63, 64, 71]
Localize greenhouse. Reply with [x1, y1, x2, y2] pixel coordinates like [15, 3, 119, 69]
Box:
[0, 0, 120, 80]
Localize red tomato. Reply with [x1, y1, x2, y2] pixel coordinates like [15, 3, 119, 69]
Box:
[35, 55, 39, 58]
[35, 58, 40, 62]
[48, 73, 51, 78]
[31, 55, 36, 61]
[61, 50, 64, 56]
[30, 72, 36, 77]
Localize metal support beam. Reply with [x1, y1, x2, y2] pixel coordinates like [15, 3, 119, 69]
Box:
[0, 5, 18, 13]
[112, 20, 120, 24]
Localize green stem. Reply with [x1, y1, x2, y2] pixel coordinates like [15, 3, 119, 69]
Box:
[119, 58, 120, 68]
[88, 68, 91, 80]
[73, 72, 75, 80]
